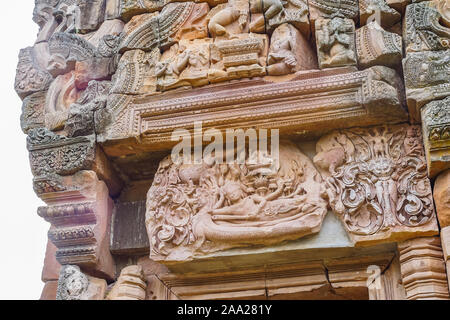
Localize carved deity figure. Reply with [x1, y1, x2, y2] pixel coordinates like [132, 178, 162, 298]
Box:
[146, 142, 327, 261]
[249, 0, 285, 32]
[207, 0, 249, 38]
[315, 17, 357, 68]
[314, 125, 437, 244]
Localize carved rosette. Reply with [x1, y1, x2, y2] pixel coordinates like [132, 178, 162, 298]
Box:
[146, 142, 328, 261]
[314, 125, 438, 245]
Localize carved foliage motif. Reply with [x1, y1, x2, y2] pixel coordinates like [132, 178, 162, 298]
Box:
[314, 125, 437, 243]
[146, 142, 327, 261]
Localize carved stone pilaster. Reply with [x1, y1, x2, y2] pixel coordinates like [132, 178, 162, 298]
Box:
[38, 170, 115, 279]
[106, 265, 147, 300]
[314, 124, 439, 245]
[398, 237, 450, 300]
[421, 98, 450, 178]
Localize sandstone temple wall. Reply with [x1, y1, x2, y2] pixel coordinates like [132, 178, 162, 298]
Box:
[16, 0, 450, 300]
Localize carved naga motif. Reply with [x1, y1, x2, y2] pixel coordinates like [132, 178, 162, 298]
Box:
[314, 125, 438, 244]
[146, 142, 328, 261]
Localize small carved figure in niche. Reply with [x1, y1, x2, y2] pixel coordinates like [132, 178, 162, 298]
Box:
[207, 0, 248, 38]
[316, 17, 356, 68]
[249, 0, 285, 32]
[267, 37, 297, 75]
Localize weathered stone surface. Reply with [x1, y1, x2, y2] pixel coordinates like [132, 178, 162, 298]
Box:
[359, 0, 401, 28]
[106, 265, 147, 300]
[157, 38, 211, 90]
[207, 0, 250, 38]
[403, 50, 450, 122]
[314, 124, 439, 245]
[315, 17, 357, 69]
[398, 237, 450, 300]
[308, 0, 359, 30]
[100, 66, 407, 154]
[111, 49, 160, 95]
[42, 240, 62, 282]
[37, 171, 115, 279]
[356, 22, 403, 69]
[267, 23, 317, 76]
[434, 170, 450, 228]
[404, 1, 450, 53]
[75, 0, 106, 34]
[118, 0, 170, 21]
[250, 0, 310, 36]
[20, 91, 46, 134]
[56, 265, 107, 300]
[40, 281, 58, 300]
[422, 98, 450, 177]
[111, 201, 150, 254]
[146, 141, 328, 261]
[119, 12, 160, 52]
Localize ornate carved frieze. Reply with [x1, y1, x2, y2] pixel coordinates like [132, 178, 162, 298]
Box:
[314, 125, 439, 245]
[56, 265, 107, 300]
[146, 142, 328, 261]
[38, 170, 115, 278]
[398, 237, 450, 300]
[308, 0, 359, 29]
[267, 23, 317, 76]
[99, 66, 407, 154]
[20, 91, 46, 134]
[404, 1, 450, 53]
[356, 22, 403, 69]
[315, 17, 357, 69]
[119, 12, 160, 52]
[421, 97, 450, 177]
[27, 128, 96, 177]
[403, 50, 450, 122]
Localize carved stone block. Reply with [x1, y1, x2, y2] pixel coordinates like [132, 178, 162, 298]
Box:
[398, 237, 450, 300]
[421, 98, 450, 178]
[207, 0, 250, 38]
[359, 0, 401, 28]
[56, 265, 107, 300]
[119, 12, 160, 52]
[106, 265, 147, 300]
[111, 49, 161, 95]
[119, 0, 170, 21]
[434, 170, 450, 228]
[308, 0, 359, 29]
[146, 141, 328, 262]
[75, 0, 106, 33]
[21, 91, 46, 134]
[314, 124, 439, 245]
[404, 1, 450, 53]
[38, 170, 115, 279]
[209, 33, 268, 82]
[157, 38, 211, 91]
[403, 50, 450, 122]
[267, 23, 317, 76]
[315, 18, 357, 69]
[249, 0, 310, 36]
[15, 47, 53, 100]
[105, 0, 121, 20]
[356, 22, 403, 69]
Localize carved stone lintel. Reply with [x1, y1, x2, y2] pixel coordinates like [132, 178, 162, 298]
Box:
[146, 141, 328, 262]
[56, 265, 107, 300]
[100, 66, 407, 154]
[314, 124, 439, 245]
[315, 17, 357, 69]
[356, 22, 403, 69]
[398, 237, 450, 300]
[421, 98, 450, 177]
[38, 170, 115, 279]
[403, 50, 450, 122]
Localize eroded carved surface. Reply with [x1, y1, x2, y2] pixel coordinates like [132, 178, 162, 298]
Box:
[56, 265, 107, 300]
[314, 125, 439, 245]
[146, 142, 328, 261]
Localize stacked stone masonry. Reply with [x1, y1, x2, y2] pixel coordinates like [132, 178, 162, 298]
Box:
[16, 0, 450, 300]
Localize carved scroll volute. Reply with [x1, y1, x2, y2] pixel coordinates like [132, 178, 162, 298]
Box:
[314, 125, 439, 245]
[145, 141, 328, 262]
